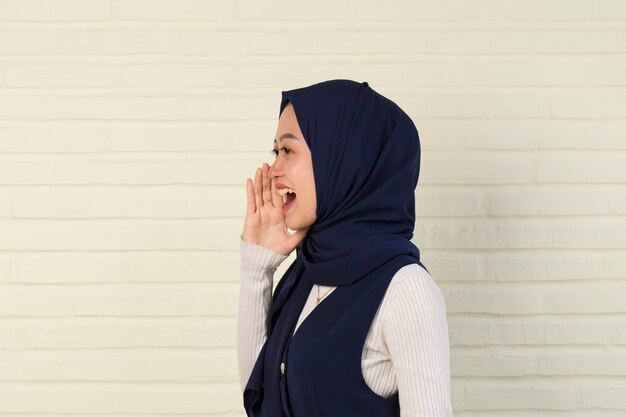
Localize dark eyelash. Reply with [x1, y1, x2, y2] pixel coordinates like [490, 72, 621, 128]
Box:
[270, 147, 292, 157]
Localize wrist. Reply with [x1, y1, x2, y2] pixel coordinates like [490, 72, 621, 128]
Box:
[240, 237, 289, 272]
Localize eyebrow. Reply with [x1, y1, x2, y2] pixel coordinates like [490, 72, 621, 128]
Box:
[274, 133, 301, 144]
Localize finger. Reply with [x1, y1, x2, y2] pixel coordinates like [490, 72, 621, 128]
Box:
[270, 167, 281, 209]
[262, 163, 272, 206]
[253, 167, 263, 211]
[245, 178, 256, 214]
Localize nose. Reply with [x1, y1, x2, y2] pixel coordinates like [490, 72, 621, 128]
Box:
[268, 157, 282, 180]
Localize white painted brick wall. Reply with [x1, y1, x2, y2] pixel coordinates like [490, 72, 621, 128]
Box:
[0, 0, 624, 416]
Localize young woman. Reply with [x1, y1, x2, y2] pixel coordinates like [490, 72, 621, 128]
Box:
[238, 79, 453, 417]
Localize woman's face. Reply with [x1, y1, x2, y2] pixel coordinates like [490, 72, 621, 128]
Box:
[269, 102, 317, 231]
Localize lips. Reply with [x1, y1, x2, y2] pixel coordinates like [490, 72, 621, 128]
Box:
[275, 182, 294, 190]
[275, 183, 295, 201]
[283, 191, 296, 212]
[274, 182, 297, 210]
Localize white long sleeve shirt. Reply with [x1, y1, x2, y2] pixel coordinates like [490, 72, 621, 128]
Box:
[237, 238, 454, 416]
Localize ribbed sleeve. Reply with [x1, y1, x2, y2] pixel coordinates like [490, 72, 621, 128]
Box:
[237, 238, 288, 393]
[239, 238, 289, 273]
[383, 264, 454, 416]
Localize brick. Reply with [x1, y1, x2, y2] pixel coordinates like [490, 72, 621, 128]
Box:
[452, 353, 532, 376]
[444, 283, 626, 314]
[234, 62, 357, 87]
[0, 318, 235, 348]
[593, 0, 626, 19]
[583, 387, 626, 408]
[182, 31, 290, 55]
[0, 0, 110, 21]
[416, 29, 626, 54]
[6, 64, 120, 87]
[466, 121, 626, 150]
[75, 284, 239, 316]
[449, 318, 625, 345]
[476, 0, 590, 20]
[0, 31, 176, 55]
[11, 187, 246, 219]
[421, 154, 536, 184]
[0, 155, 254, 185]
[118, 0, 233, 21]
[235, 0, 361, 20]
[553, 93, 626, 119]
[432, 94, 551, 118]
[539, 353, 626, 375]
[0, 349, 238, 381]
[0, 283, 239, 316]
[7, 251, 239, 283]
[456, 386, 578, 410]
[595, 59, 626, 85]
[0, 384, 241, 413]
[487, 187, 621, 216]
[485, 255, 601, 281]
[0, 126, 109, 151]
[538, 154, 626, 182]
[122, 64, 233, 87]
[355, 0, 475, 21]
[0, 218, 243, 250]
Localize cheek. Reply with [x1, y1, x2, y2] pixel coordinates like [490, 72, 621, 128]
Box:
[302, 180, 314, 202]
[301, 166, 315, 197]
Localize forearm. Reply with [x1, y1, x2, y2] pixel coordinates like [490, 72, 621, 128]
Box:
[237, 238, 288, 393]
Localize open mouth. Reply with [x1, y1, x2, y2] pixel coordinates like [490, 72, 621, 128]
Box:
[279, 189, 297, 212]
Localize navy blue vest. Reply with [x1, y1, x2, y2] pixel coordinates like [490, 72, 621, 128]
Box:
[275, 254, 425, 417]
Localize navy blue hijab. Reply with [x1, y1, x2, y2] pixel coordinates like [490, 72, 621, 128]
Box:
[243, 79, 425, 416]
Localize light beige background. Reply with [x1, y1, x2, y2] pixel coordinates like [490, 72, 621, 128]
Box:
[1, 0, 625, 416]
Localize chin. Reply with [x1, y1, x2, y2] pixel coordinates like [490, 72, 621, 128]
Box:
[285, 218, 297, 231]
[286, 213, 313, 233]
[287, 222, 300, 232]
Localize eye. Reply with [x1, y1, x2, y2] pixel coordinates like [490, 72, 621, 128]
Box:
[270, 147, 292, 158]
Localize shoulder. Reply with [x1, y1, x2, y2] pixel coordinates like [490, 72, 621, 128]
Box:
[390, 263, 433, 285]
[382, 263, 448, 330]
[387, 263, 443, 301]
